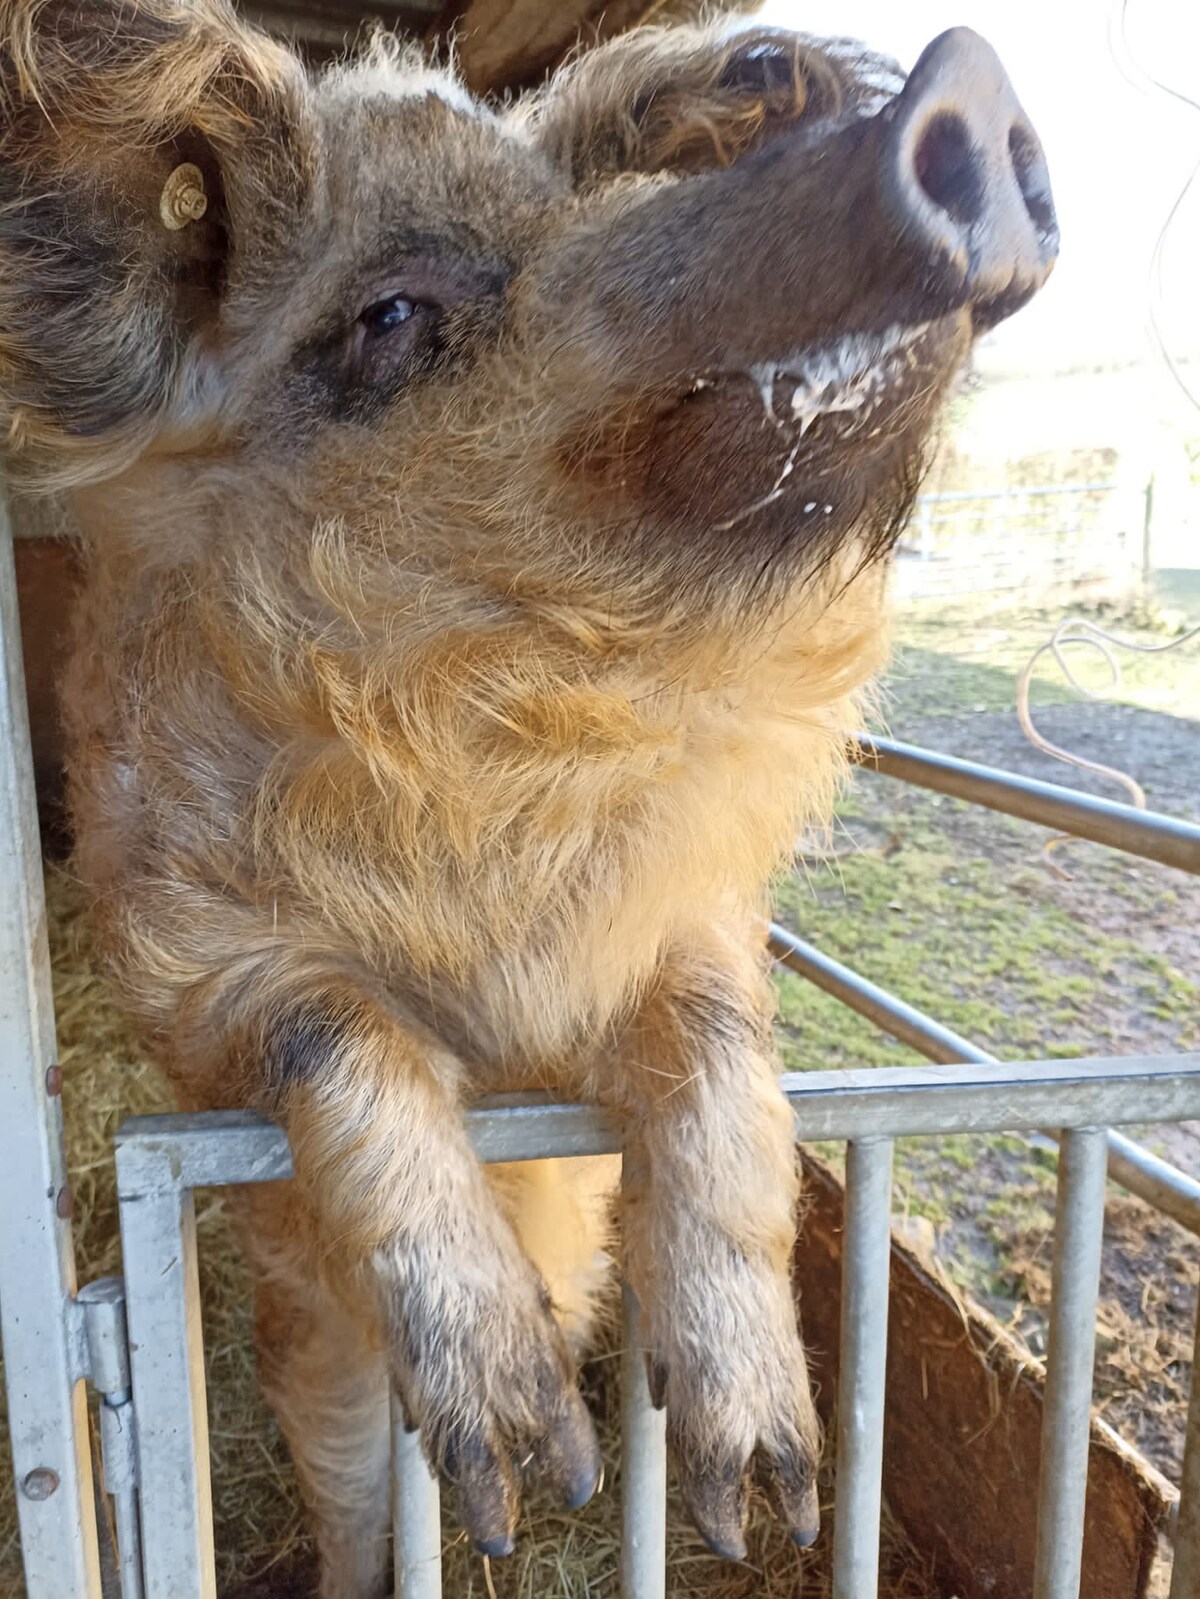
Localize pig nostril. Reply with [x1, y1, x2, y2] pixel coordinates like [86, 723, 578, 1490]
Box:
[912, 112, 984, 227]
[888, 29, 1059, 307]
[1008, 123, 1056, 241]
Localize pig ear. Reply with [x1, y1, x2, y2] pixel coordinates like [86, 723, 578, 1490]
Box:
[0, 0, 310, 486]
[523, 25, 845, 186]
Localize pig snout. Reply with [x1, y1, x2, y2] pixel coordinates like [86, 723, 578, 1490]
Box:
[526, 27, 1059, 389]
[881, 27, 1059, 323]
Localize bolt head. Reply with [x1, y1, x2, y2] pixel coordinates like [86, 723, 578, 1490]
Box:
[22, 1468, 59, 1501]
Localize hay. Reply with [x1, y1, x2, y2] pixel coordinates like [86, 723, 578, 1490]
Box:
[0, 869, 940, 1598]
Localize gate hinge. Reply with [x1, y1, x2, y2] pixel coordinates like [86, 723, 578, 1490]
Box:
[74, 1277, 138, 1491]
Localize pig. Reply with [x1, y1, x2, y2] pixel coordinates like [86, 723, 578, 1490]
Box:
[0, 2, 1056, 1589]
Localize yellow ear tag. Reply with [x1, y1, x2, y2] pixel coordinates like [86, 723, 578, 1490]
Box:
[160, 163, 208, 231]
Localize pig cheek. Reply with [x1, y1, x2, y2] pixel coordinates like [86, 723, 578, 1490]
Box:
[556, 391, 795, 534]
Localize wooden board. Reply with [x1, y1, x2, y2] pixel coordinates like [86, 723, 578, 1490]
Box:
[793, 1153, 1172, 1599]
[239, 0, 755, 87]
[13, 533, 76, 849]
[441, 0, 659, 93]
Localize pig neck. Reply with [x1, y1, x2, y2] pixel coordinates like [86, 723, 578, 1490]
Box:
[200, 531, 888, 1057]
[71, 482, 890, 1065]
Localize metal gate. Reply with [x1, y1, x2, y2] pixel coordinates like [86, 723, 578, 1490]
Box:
[4, 500, 1200, 1599]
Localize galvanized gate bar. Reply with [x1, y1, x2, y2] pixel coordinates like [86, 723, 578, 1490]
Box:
[0, 504, 103, 1599]
[1099, 1136, 1200, 1239]
[620, 1283, 667, 1599]
[1033, 1126, 1108, 1599]
[115, 1057, 1200, 1188]
[770, 923, 1200, 1234]
[391, 1394, 441, 1599]
[114, 1174, 215, 1599]
[110, 1059, 1200, 1599]
[832, 1137, 895, 1599]
[1169, 1301, 1200, 1599]
[115, 1103, 618, 1183]
[855, 733, 1200, 875]
[781, 1057, 1200, 1141]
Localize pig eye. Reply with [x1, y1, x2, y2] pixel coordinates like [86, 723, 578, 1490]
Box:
[360, 294, 421, 336]
[349, 289, 448, 392]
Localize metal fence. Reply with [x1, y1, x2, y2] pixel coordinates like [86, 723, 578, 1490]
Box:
[111, 1057, 1200, 1599]
[4, 503, 1200, 1599]
[894, 480, 1140, 604]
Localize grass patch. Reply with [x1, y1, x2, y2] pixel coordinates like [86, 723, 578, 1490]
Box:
[771, 792, 1200, 1070]
[887, 602, 1200, 724]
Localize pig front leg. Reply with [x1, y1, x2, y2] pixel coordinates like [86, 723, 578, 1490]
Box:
[613, 923, 822, 1558]
[230, 968, 602, 1569]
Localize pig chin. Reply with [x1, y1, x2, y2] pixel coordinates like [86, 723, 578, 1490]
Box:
[596, 311, 968, 580]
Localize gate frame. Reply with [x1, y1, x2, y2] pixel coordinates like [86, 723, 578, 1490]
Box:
[0, 510, 102, 1598]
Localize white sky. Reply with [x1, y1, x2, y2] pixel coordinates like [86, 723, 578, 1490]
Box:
[755, 0, 1200, 386]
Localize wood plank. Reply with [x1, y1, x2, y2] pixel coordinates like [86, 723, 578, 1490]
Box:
[13, 532, 77, 844]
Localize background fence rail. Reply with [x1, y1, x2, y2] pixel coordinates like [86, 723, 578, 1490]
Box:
[895, 480, 1139, 604]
